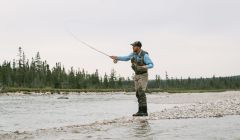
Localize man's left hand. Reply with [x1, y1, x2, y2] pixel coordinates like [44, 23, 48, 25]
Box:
[136, 65, 148, 71]
[141, 66, 148, 70]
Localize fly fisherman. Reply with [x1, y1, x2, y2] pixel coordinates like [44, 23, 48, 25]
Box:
[110, 41, 154, 116]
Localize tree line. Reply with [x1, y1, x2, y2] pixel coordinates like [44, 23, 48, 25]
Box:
[149, 73, 240, 90]
[0, 47, 239, 90]
[0, 47, 133, 89]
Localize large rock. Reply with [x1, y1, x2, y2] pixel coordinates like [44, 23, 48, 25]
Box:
[57, 96, 69, 99]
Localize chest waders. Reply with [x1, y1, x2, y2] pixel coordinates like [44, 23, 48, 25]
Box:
[131, 50, 148, 75]
[131, 50, 149, 116]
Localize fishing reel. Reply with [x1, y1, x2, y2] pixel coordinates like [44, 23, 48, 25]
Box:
[113, 59, 118, 64]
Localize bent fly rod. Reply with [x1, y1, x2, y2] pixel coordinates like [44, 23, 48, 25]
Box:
[66, 28, 110, 57]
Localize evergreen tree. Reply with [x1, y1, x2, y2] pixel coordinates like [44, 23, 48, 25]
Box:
[103, 73, 108, 88]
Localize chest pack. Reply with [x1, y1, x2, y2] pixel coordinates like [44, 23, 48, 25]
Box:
[131, 50, 148, 75]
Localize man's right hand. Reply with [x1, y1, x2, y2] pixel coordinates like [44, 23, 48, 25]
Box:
[110, 56, 118, 64]
[110, 56, 117, 60]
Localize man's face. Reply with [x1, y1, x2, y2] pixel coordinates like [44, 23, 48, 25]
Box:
[132, 46, 140, 52]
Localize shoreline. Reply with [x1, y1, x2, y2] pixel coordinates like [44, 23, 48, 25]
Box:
[0, 87, 238, 95]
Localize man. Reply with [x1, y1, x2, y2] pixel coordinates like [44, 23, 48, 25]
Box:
[110, 41, 154, 116]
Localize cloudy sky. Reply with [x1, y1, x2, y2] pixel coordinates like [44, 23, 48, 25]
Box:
[0, 0, 240, 79]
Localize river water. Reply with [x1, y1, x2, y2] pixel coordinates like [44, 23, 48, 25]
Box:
[0, 93, 240, 140]
[75, 115, 240, 140]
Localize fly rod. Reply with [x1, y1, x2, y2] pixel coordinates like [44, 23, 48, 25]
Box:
[66, 28, 110, 57]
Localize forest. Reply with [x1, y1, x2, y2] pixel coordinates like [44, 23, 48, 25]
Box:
[0, 47, 239, 92]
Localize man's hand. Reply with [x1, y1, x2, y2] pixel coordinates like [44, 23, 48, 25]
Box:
[110, 56, 118, 64]
[141, 66, 148, 69]
[136, 65, 148, 71]
[110, 56, 117, 60]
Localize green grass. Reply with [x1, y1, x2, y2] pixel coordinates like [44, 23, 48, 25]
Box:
[147, 88, 229, 93]
[0, 87, 134, 94]
[1, 87, 239, 94]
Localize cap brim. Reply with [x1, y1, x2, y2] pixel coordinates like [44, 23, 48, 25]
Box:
[130, 43, 136, 46]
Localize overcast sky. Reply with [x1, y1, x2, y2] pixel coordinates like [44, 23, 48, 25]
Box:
[0, 0, 240, 79]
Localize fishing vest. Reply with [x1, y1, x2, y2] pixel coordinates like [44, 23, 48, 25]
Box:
[131, 50, 148, 75]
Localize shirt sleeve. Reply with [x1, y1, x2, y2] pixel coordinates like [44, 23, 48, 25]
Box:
[144, 54, 154, 69]
[117, 53, 133, 61]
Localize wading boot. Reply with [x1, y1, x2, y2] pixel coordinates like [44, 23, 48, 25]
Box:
[133, 106, 148, 117]
[132, 106, 141, 116]
[141, 106, 148, 116]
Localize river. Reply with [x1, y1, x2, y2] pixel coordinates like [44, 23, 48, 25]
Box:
[0, 92, 240, 140]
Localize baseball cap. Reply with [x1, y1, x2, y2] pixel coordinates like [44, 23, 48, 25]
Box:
[130, 41, 142, 47]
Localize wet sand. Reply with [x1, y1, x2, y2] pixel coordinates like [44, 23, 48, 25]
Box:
[1, 91, 240, 140]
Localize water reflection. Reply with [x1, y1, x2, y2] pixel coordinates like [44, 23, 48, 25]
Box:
[131, 119, 153, 139]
